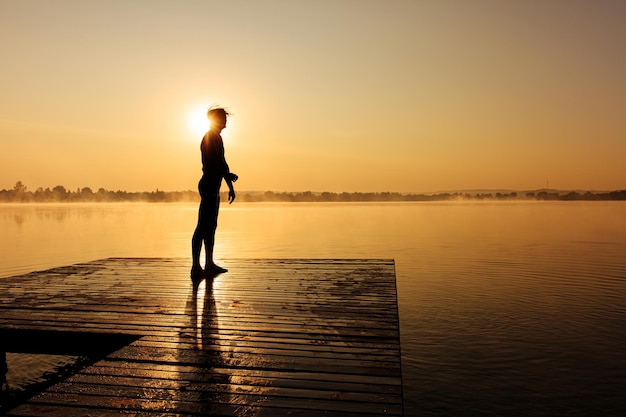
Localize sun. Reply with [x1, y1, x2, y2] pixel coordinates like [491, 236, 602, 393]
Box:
[186, 105, 210, 137]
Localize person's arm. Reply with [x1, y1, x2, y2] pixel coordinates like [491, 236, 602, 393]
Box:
[224, 175, 236, 204]
[218, 136, 238, 203]
[217, 136, 230, 177]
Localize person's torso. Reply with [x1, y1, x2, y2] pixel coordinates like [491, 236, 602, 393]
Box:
[201, 131, 225, 175]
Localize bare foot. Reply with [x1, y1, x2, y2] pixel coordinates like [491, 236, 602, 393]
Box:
[190, 265, 204, 282]
[205, 263, 228, 274]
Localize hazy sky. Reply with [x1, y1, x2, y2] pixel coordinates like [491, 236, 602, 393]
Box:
[1, 0, 625, 193]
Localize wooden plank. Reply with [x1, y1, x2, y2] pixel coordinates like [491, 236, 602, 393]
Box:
[0, 258, 403, 416]
[68, 368, 403, 395]
[81, 361, 402, 388]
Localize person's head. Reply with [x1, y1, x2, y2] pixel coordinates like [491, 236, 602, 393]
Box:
[207, 107, 229, 131]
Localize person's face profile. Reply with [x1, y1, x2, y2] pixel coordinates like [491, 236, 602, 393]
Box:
[210, 114, 227, 130]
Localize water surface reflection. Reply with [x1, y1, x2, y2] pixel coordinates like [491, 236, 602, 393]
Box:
[2, 201, 626, 415]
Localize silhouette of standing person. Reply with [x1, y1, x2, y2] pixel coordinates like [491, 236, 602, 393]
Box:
[191, 107, 238, 280]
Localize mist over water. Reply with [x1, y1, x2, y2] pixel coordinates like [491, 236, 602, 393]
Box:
[2, 201, 626, 415]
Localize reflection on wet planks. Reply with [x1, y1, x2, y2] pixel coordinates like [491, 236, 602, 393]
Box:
[0, 258, 402, 416]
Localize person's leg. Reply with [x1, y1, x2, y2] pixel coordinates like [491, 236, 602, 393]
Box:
[196, 176, 226, 274]
[204, 192, 227, 273]
[203, 232, 215, 269]
[191, 177, 208, 280]
[191, 227, 202, 269]
[191, 202, 206, 280]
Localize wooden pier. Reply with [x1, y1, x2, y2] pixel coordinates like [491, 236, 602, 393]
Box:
[0, 258, 403, 416]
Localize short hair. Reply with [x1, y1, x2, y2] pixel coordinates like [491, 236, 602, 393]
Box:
[207, 106, 229, 123]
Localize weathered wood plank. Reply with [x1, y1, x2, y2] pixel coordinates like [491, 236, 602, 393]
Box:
[65, 370, 403, 395]
[16, 390, 403, 416]
[0, 258, 403, 416]
[81, 361, 402, 387]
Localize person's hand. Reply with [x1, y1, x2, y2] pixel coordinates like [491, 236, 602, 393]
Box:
[228, 189, 236, 204]
[227, 172, 239, 183]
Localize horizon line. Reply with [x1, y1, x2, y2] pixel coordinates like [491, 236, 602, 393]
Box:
[2, 183, 625, 195]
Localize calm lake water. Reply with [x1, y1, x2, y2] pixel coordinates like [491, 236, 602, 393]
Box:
[1, 201, 626, 416]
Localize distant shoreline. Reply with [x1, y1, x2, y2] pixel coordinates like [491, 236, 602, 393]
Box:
[2, 182, 625, 203]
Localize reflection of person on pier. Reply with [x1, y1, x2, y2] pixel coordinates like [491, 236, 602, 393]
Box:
[176, 274, 231, 415]
[187, 275, 220, 351]
[191, 106, 238, 280]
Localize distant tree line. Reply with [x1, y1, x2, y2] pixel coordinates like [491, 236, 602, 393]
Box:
[2, 181, 625, 203]
[0, 181, 198, 203]
[242, 190, 626, 202]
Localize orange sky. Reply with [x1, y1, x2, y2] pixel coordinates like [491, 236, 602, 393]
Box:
[1, 0, 625, 193]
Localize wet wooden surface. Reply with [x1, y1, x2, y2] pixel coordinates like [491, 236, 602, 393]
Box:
[0, 258, 403, 416]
